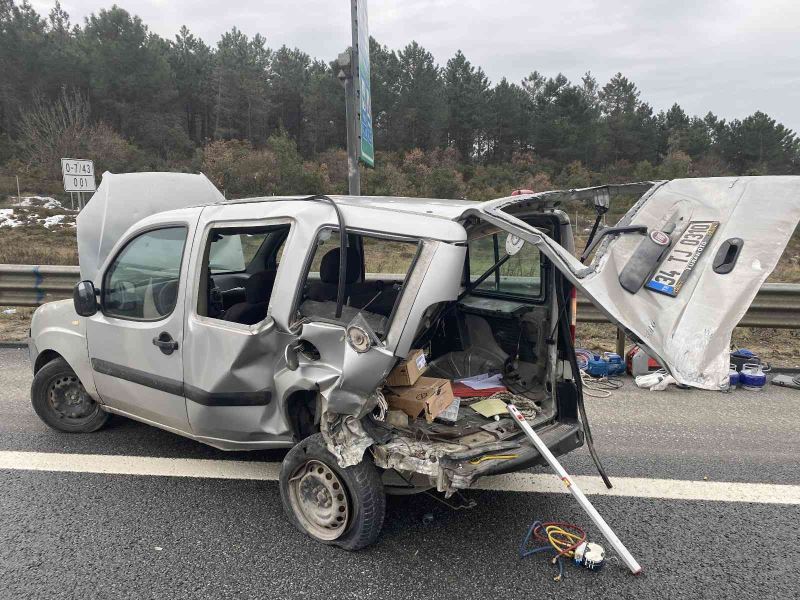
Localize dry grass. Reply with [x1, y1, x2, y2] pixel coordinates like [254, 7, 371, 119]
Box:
[0, 226, 78, 264]
[0, 307, 34, 341]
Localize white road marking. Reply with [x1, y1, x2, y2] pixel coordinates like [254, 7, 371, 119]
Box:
[1, 450, 798, 505]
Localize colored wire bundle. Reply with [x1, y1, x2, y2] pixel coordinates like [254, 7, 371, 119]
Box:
[519, 520, 587, 581]
[574, 348, 593, 371]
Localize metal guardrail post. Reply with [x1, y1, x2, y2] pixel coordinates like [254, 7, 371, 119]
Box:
[615, 327, 625, 357]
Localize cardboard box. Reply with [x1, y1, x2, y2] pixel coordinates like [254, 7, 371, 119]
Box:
[386, 349, 427, 387]
[386, 377, 455, 423]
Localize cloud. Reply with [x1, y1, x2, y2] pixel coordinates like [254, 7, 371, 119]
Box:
[32, 0, 800, 131]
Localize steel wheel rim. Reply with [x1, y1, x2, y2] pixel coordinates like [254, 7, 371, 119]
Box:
[288, 459, 350, 540]
[47, 374, 98, 425]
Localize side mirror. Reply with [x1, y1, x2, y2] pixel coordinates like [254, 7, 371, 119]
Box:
[73, 280, 98, 317]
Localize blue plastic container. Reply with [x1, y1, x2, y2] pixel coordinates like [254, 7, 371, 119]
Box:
[603, 352, 626, 376]
[740, 363, 766, 391]
[729, 364, 740, 389]
[586, 355, 609, 377]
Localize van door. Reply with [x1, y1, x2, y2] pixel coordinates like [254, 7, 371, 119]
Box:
[466, 177, 800, 390]
[181, 218, 297, 449]
[87, 224, 192, 432]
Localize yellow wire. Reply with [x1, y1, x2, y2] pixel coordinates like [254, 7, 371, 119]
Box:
[544, 525, 583, 558]
[468, 454, 519, 465]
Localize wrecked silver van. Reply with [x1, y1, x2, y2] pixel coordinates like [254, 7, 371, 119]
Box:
[28, 173, 800, 549]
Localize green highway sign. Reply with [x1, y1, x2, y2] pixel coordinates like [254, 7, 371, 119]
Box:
[355, 0, 374, 166]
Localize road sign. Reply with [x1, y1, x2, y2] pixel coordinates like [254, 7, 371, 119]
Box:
[61, 158, 96, 193]
[354, 0, 374, 167]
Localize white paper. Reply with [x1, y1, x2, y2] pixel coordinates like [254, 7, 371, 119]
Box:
[457, 373, 504, 390]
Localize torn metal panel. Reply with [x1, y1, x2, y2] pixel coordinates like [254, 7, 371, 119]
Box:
[372, 436, 465, 491]
[322, 413, 375, 467]
[295, 321, 395, 417]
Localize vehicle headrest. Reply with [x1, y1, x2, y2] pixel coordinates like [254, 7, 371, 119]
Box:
[245, 270, 276, 304]
[319, 248, 361, 285]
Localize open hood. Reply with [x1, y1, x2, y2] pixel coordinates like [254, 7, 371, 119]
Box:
[465, 177, 800, 390]
[77, 172, 224, 282]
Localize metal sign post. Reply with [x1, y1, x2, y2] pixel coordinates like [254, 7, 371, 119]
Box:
[338, 50, 360, 196]
[337, 1, 373, 196]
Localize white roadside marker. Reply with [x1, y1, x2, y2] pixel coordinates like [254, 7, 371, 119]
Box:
[1, 450, 799, 505]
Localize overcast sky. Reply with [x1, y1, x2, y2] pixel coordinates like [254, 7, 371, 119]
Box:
[31, 0, 800, 132]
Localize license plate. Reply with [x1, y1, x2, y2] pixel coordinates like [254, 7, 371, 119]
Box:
[645, 221, 719, 297]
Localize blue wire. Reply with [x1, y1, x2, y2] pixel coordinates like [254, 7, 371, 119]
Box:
[520, 520, 567, 581]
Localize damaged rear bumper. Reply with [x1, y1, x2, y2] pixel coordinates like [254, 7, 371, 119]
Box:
[373, 419, 583, 494]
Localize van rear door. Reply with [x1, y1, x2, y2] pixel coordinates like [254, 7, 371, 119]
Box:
[464, 177, 800, 390]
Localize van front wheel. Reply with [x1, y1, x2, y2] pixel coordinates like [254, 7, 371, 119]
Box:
[280, 433, 385, 550]
[31, 358, 109, 433]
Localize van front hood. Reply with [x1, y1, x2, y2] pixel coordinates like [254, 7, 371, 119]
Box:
[77, 172, 224, 282]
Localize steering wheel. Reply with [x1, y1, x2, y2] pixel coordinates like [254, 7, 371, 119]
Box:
[155, 280, 179, 315]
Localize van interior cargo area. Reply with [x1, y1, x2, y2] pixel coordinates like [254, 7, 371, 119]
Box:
[369, 242, 570, 492]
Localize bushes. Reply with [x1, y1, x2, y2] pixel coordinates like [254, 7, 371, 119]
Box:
[201, 132, 330, 198]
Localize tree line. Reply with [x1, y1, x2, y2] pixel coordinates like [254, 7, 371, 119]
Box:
[1, 1, 798, 200]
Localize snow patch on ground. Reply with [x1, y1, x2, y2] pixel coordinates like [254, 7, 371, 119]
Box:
[0, 209, 24, 228]
[40, 214, 66, 228]
[0, 206, 76, 229]
[13, 196, 68, 210]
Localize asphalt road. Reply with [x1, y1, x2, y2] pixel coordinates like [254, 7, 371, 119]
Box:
[1, 347, 799, 599]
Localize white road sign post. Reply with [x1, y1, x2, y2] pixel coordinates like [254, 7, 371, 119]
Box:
[61, 158, 96, 209]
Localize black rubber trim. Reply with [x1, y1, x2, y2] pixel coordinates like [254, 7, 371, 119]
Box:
[90, 359, 271, 406]
[184, 384, 271, 406]
[91, 358, 184, 396]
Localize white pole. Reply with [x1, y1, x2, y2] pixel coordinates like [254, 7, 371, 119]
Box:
[506, 404, 642, 575]
[16, 175, 21, 201]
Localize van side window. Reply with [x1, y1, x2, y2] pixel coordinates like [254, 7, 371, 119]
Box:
[296, 229, 420, 337]
[103, 227, 187, 320]
[198, 224, 291, 325]
[467, 232, 542, 299]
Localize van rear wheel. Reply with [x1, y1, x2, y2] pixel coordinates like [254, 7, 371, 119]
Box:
[31, 358, 109, 433]
[280, 433, 385, 550]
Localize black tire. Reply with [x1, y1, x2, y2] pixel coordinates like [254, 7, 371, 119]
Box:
[31, 358, 110, 433]
[279, 433, 385, 550]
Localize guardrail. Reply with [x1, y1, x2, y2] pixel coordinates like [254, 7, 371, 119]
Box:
[0, 265, 80, 307]
[575, 283, 800, 329]
[2, 264, 799, 329]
